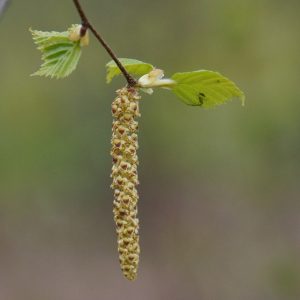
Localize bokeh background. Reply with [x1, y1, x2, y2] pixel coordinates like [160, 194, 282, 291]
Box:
[1, 0, 300, 299]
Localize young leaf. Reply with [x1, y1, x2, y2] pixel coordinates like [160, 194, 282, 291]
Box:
[171, 70, 245, 107]
[106, 58, 154, 83]
[30, 25, 85, 79]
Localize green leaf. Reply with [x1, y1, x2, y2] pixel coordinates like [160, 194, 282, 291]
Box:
[30, 25, 83, 79]
[106, 58, 154, 83]
[171, 70, 245, 107]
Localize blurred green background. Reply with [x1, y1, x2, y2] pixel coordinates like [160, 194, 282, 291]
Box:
[1, 0, 300, 299]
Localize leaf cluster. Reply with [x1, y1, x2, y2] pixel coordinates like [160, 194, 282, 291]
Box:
[107, 59, 245, 107]
[31, 27, 245, 107]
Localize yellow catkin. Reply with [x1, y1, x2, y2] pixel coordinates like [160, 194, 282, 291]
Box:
[110, 86, 141, 281]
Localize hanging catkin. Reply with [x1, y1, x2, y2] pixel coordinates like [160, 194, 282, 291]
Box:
[110, 86, 141, 281]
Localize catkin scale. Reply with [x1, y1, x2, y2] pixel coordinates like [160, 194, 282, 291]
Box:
[110, 87, 141, 281]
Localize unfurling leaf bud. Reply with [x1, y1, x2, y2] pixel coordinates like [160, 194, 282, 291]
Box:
[110, 87, 141, 281]
[68, 24, 89, 46]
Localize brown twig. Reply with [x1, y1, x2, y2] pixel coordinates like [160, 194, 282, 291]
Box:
[72, 0, 137, 87]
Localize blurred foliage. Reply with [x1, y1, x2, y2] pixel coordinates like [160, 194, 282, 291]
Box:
[0, 0, 300, 299]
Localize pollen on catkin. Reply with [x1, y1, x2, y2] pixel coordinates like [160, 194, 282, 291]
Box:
[110, 86, 141, 281]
